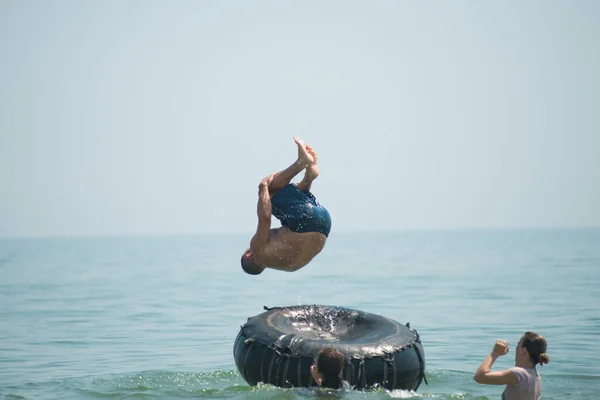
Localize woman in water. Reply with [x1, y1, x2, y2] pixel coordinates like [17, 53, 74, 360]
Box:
[474, 331, 550, 399]
[311, 348, 345, 389]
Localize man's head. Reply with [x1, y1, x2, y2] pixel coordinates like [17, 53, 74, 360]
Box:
[241, 249, 265, 275]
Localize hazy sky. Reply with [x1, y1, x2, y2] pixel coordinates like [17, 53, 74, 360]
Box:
[1, 1, 599, 238]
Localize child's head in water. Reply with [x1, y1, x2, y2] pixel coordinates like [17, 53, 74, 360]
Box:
[310, 348, 344, 389]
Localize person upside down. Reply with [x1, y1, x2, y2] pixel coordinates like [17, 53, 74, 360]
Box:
[241, 137, 331, 275]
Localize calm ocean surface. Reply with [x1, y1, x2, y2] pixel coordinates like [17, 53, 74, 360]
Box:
[1, 229, 599, 399]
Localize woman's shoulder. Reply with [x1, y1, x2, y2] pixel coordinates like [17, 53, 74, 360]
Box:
[509, 367, 539, 384]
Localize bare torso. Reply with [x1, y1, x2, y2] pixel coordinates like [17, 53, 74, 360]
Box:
[262, 227, 327, 271]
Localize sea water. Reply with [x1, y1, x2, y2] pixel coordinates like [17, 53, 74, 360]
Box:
[1, 229, 599, 399]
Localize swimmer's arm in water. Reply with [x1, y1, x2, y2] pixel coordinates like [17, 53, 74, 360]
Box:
[250, 175, 273, 264]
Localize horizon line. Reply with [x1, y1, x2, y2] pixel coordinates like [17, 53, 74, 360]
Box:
[1, 225, 599, 241]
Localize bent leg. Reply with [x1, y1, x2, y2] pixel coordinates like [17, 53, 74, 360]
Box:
[267, 160, 305, 195]
[268, 137, 314, 195]
[297, 145, 319, 193]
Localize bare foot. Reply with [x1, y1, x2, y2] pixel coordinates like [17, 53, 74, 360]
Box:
[294, 137, 314, 167]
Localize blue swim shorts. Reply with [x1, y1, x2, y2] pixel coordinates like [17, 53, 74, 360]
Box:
[271, 184, 331, 237]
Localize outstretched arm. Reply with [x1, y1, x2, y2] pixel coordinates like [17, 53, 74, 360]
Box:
[250, 176, 273, 263]
[474, 340, 518, 385]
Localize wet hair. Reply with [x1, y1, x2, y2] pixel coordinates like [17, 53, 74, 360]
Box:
[240, 255, 264, 275]
[521, 331, 550, 366]
[316, 348, 344, 389]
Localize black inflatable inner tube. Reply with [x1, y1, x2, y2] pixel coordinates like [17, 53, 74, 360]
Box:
[233, 305, 426, 390]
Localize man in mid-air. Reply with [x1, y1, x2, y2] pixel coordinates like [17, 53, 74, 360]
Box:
[241, 137, 331, 275]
